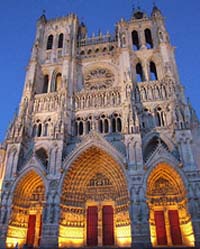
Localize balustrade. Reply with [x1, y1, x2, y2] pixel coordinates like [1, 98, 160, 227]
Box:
[77, 34, 117, 47]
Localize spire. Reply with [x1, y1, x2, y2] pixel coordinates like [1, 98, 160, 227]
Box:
[151, 2, 163, 18]
[38, 9, 47, 23]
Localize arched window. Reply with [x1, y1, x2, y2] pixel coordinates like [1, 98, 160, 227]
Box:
[80, 50, 85, 55]
[132, 30, 139, 51]
[99, 119, 103, 133]
[156, 107, 165, 127]
[111, 113, 122, 133]
[150, 61, 158, 80]
[46, 35, 53, 50]
[145, 29, 153, 49]
[35, 148, 48, 169]
[37, 123, 42, 137]
[156, 112, 162, 127]
[112, 118, 116, 133]
[117, 118, 122, 132]
[79, 121, 84, 135]
[86, 120, 91, 134]
[104, 119, 109, 133]
[55, 73, 62, 91]
[43, 75, 49, 93]
[58, 33, 64, 48]
[99, 115, 110, 134]
[136, 63, 144, 82]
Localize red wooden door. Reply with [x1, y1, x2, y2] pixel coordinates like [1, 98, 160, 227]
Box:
[168, 210, 182, 245]
[154, 211, 167, 245]
[87, 206, 98, 246]
[26, 215, 36, 246]
[102, 205, 114, 246]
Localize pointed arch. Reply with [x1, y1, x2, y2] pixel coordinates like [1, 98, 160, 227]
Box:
[58, 33, 64, 48]
[136, 63, 144, 82]
[42, 74, 49, 93]
[132, 30, 140, 50]
[145, 28, 153, 49]
[61, 146, 129, 200]
[51, 71, 62, 92]
[143, 131, 175, 152]
[143, 136, 169, 163]
[55, 73, 62, 91]
[150, 61, 158, 80]
[59, 141, 131, 247]
[12, 170, 46, 203]
[46, 34, 53, 50]
[146, 163, 194, 247]
[6, 169, 46, 248]
[61, 132, 126, 177]
[147, 163, 185, 196]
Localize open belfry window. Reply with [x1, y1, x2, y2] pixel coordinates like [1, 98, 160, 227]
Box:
[132, 30, 140, 50]
[46, 34, 53, 50]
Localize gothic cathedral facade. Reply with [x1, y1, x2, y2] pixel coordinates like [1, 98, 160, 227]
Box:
[0, 6, 200, 249]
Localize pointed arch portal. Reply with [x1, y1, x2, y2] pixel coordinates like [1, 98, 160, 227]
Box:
[147, 163, 194, 247]
[6, 170, 45, 248]
[59, 146, 131, 247]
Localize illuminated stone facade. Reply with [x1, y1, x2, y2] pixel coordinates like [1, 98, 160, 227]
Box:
[0, 6, 200, 249]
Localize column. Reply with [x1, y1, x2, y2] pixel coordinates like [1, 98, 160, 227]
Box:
[40, 193, 59, 249]
[130, 188, 152, 249]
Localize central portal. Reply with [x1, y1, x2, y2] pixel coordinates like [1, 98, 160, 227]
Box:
[59, 146, 131, 248]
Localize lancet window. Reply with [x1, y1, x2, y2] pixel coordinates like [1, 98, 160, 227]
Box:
[136, 63, 145, 82]
[58, 33, 64, 48]
[150, 61, 158, 80]
[145, 28, 153, 49]
[132, 30, 140, 50]
[42, 75, 49, 93]
[155, 107, 165, 127]
[111, 113, 122, 133]
[74, 113, 122, 136]
[46, 34, 54, 50]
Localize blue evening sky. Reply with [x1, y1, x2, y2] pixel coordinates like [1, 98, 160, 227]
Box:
[0, 0, 200, 142]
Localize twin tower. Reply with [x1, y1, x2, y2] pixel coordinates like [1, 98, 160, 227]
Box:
[0, 5, 200, 249]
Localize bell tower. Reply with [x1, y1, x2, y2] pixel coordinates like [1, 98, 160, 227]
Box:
[116, 5, 199, 248]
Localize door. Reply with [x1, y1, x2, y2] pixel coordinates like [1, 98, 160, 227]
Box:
[154, 211, 167, 245]
[169, 210, 182, 245]
[102, 205, 114, 246]
[26, 215, 36, 246]
[87, 206, 98, 246]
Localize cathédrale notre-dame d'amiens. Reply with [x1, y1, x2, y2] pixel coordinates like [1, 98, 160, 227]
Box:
[0, 5, 200, 249]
